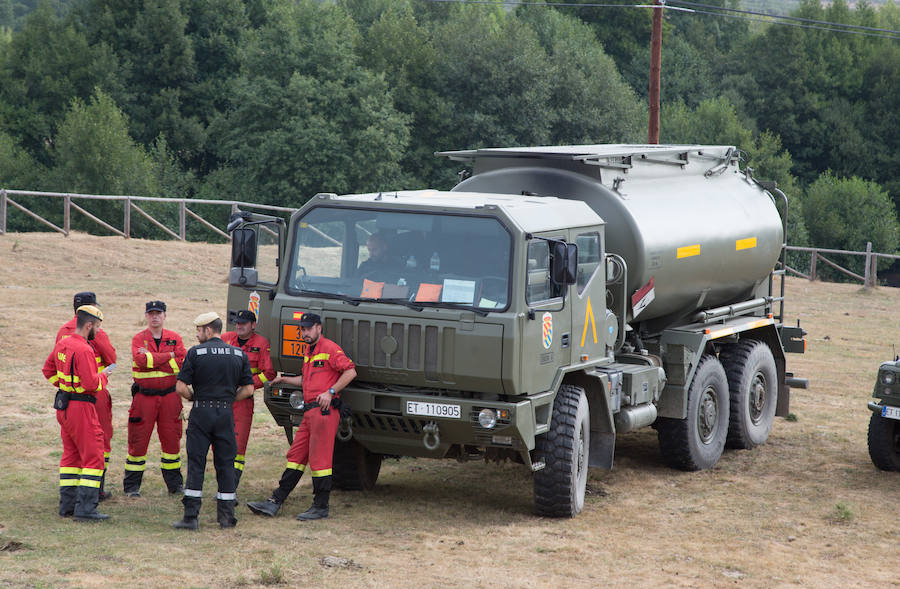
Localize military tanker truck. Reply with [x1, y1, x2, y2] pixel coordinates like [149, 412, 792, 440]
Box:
[225, 144, 807, 517]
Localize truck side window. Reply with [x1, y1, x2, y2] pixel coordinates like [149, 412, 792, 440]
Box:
[575, 232, 601, 294]
[256, 222, 281, 285]
[526, 240, 561, 303]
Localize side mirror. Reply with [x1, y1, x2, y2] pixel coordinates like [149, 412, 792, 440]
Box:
[232, 228, 257, 268]
[230, 228, 259, 287]
[551, 241, 577, 286]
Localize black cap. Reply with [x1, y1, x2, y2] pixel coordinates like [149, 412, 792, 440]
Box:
[234, 309, 257, 323]
[298, 312, 321, 327]
[73, 292, 96, 312]
[145, 300, 167, 313]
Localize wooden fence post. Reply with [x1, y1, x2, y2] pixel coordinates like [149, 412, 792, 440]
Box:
[64, 194, 71, 236]
[124, 197, 131, 238]
[864, 242, 872, 288]
[0, 189, 6, 234]
[179, 200, 186, 241]
[809, 250, 817, 281]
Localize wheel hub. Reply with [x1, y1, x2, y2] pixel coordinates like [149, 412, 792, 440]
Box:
[698, 386, 718, 443]
[749, 372, 767, 424]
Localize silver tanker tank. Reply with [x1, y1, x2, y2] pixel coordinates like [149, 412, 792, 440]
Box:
[442, 145, 784, 332]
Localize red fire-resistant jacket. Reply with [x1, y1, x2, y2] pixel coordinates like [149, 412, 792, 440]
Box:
[56, 317, 117, 386]
[221, 331, 276, 390]
[131, 328, 186, 391]
[44, 333, 106, 395]
[300, 336, 355, 402]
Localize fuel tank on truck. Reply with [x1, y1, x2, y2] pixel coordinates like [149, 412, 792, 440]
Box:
[441, 145, 784, 333]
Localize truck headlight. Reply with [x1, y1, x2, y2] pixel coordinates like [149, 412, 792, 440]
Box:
[478, 408, 497, 429]
[882, 372, 895, 385]
[289, 391, 304, 410]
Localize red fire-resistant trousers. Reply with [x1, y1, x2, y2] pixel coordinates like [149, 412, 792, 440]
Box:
[286, 406, 340, 475]
[126, 392, 183, 459]
[58, 402, 105, 473]
[96, 389, 113, 453]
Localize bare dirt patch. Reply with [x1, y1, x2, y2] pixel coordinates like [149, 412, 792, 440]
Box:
[0, 232, 897, 588]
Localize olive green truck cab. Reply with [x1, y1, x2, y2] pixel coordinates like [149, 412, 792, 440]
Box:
[867, 358, 900, 471]
[226, 145, 807, 517]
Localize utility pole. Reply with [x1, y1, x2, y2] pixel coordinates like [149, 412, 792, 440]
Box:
[648, 0, 664, 144]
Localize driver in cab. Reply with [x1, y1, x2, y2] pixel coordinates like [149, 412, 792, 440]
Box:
[356, 232, 399, 279]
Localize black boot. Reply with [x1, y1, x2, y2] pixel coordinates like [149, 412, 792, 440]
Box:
[172, 516, 199, 530]
[217, 499, 237, 528]
[123, 470, 143, 497]
[174, 495, 200, 529]
[297, 475, 331, 521]
[98, 469, 112, 501]
[234, 468, 243, 494]
[59, 486, 77, 517]
[162, 467, 184, 495]
[73, 486, 109, 522]
[247, 497, 281, 517]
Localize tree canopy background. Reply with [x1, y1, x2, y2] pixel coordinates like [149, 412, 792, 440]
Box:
[1, 0, 898, 279]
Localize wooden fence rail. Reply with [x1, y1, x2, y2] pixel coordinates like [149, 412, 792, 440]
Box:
[784, 244, 900, 288]
[0, 189, 299, 241]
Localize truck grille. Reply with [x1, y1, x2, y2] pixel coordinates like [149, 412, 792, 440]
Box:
[331, 317, 445, 381]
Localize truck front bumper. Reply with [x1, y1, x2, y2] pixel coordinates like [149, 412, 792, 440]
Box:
[265, 384, 553, 462]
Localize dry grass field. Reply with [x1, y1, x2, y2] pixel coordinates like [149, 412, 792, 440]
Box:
[0, 232, 897, 588]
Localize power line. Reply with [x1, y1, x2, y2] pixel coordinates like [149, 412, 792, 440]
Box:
[670, 1, 900, 35]
[424, 0, 900, 41]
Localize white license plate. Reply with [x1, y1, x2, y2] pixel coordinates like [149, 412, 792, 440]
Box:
[882, 405, 900, 421]
[406, 401, 461, 419]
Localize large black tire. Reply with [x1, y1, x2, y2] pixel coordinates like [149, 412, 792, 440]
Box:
[332, 438, 382, 490]
[533, 384, 590, 518]
[657, 354, 729, 471]
[720, 340, 778, 449]
[867, 411, 900, 471]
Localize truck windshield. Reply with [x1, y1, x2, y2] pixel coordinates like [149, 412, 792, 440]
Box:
[286, 207, 511, 311]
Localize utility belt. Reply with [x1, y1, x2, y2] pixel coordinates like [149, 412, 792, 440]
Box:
[193, 399, 233, 409]
[53, 390, 95, 411]
[131, 383, 176, 397]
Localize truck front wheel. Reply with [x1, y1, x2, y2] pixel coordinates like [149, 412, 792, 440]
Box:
[867, 411, 900, 471]
[533, 384, 590, 518]
[721, 340, 778, 449]
[657, 354, 729, 471]
[332, 438, 383, 490]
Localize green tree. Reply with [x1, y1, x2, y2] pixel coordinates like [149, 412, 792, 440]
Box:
[519, 6, 644, 145]
[206, 0, 409, 205]
[0, 2, 121, 164]
[51, 89, 156, 196]
[803, 172, 899, 280]
[0, 129, 43, 188]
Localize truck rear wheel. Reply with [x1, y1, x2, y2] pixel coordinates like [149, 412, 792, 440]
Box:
[867, 411, 900, 471]
[721, 340, 778, 449]
[657, 354, 729, 471]
[533, 384, 589, 518]
[333, 438, 383, 490]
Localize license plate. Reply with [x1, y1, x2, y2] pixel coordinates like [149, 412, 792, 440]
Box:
[406, 401, 461, 419]
[882, 405, 900, 421]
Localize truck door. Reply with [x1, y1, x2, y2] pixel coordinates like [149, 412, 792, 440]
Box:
[226, 218, 284, 346]
[521, 234, 572, 394]
[570, 227, 607, 363]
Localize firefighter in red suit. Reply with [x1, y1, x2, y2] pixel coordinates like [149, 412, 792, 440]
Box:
[55, 291, 116, 500]
[124, 300, 187, 496]
[43, 305, 110, 521]
[221, 309, 275, 491]
[247, 313, 356, 520]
